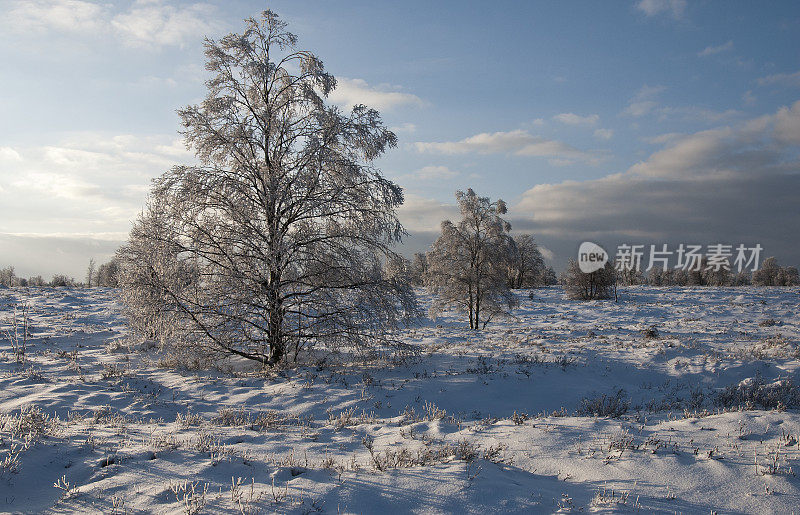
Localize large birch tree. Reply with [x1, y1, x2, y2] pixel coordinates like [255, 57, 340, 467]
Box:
[118, 11, 416, 367]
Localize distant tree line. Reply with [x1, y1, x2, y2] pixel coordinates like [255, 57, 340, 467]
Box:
[0, 258, 120, 288]
[619, 256, 798, 287]
[557, 254, 799, 302]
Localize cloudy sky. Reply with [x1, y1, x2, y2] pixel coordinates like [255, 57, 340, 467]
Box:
[1, 0, 799, 278]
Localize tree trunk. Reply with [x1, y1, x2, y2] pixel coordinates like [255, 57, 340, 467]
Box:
[467, 282, 475, 329]
[475, 281, 481, 331]
[266, 269, 284, 366]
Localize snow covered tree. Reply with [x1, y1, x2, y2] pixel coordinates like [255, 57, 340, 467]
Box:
[86, 258, 96, 288]
[617, 266, 644, 286]
[424, 189, 517, 329]
[731, 270, 752, 286]
[382, 255, 412, 283]
[505, 234, 545, 288]
[777, 266, 799, 286]
[0, 266, 15, 287]
[561, 259, 616, 300]
[118, 11, 416, 367]
[96, 258, 120, 287]
[753, 257, 799, 286]
[539, 265, 558, 285]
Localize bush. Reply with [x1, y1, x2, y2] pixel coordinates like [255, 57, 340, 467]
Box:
[715, 376, 800, 410]
[577, 389, 629, 417]
[50, 275, 75, 287]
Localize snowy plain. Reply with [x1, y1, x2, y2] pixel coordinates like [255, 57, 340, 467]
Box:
[0, 285, 799, 513]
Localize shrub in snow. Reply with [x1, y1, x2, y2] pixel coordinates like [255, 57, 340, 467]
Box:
[96, 258, 120, 287]
[716, 376, 800, 410]
[577, 389, 630, 418]
[642, 325, 660, 339]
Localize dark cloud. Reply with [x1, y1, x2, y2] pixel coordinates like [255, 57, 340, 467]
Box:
[512, 101, 800, 269]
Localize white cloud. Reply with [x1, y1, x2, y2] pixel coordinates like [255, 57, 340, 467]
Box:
[0, 147, 23, 162]
[773, 101, 800, 144]
[403, 165, 459, 181]
[390, 123, 417, 134]
[698, 40, 733, 57]
[624, 100, 658, 117]
[645, 132, 685, 145]
[12, 171, 103, 201]
[635, 0, 687, 19]
[553, 113, 599, 126]
[0, 132, 196, 237]
[396, 193, 460, 233]
[112, 1, 220, 48]
[623, 85, 739, 123]
[623, 85, 664, 117]
[756, 70, 800, 88]
[593, 128, 614, 140]
[414, 129, 603, 165]
[656, 105, 740, 123]
[328, 78, 424, 111]
[6, 0, 104, 33]
[3, 0, 222, 49]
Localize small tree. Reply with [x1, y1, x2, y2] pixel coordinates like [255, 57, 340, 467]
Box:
[702, 265, 731, 286]
[28, 276, 45, 287]
[96, 258, 121, 287]
[561, 260, 616, 300]
[647, 265, 667, 286]
[383, 255, 412, 283]
[425, 189, 517, 329]
[505, 234, 545, 288]
[118, 11, 416, 367]
[86, 258, 96, 288]
[0, 266, 16, 287]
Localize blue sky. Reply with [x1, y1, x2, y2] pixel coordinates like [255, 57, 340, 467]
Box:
[1, 0, 799, 277]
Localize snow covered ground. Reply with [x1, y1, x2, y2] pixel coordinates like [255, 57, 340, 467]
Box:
[0, 285, 798, 513]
